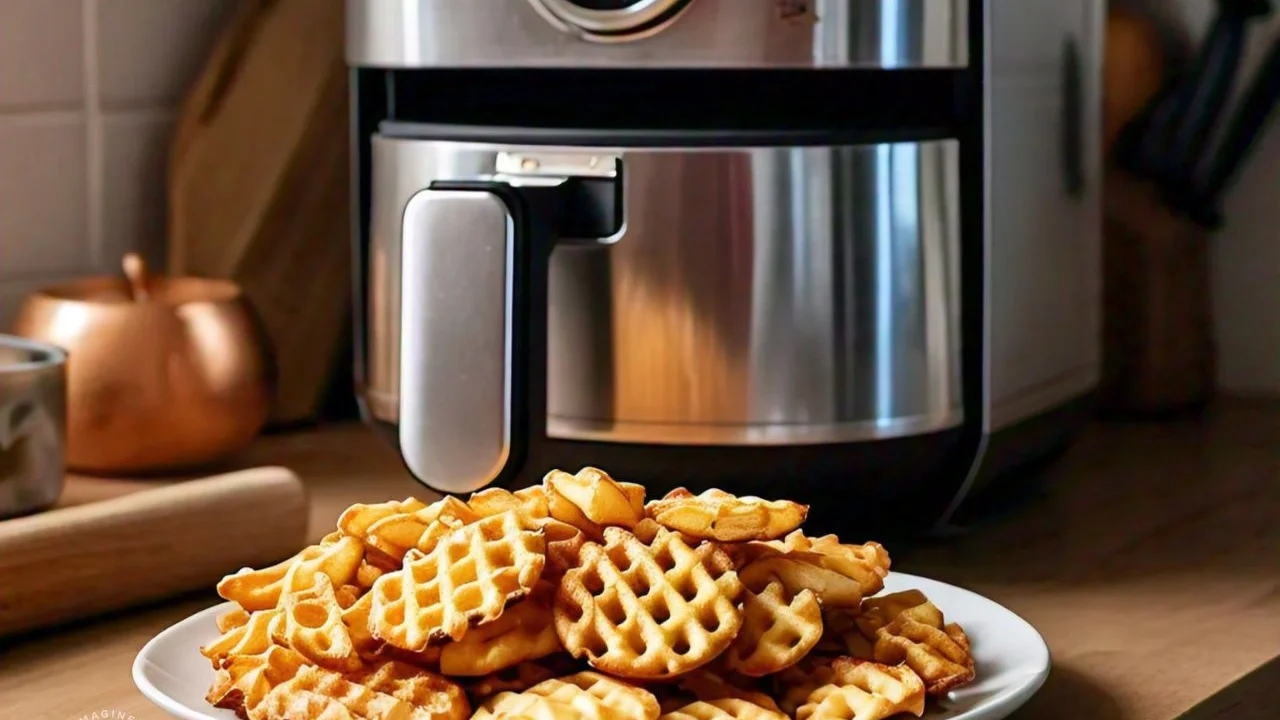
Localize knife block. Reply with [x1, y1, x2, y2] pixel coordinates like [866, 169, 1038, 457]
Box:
[1099, 170, 1216, 416]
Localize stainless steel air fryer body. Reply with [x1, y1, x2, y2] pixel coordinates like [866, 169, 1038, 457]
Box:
[347, 0, 1102, 534]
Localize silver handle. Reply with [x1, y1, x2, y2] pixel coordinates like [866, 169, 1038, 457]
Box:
[399, 188, 516, 494]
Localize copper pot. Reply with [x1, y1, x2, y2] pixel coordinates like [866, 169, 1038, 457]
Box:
[10, 255, 273, 475]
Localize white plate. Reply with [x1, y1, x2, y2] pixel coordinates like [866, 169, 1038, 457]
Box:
[134, 572, 1049, 720]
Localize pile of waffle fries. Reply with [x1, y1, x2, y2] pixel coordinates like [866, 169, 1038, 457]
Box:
[202, 468, 976, 719]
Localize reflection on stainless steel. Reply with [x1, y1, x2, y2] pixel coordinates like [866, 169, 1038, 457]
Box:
[347, 0, 967, 69]
[0, 335, 66, 519]
[364, 137, 962, 446]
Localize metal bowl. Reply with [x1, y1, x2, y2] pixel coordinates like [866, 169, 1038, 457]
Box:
[0, 335, 66, 519]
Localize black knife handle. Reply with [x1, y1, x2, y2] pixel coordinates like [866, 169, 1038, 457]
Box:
[1189, 35, 1280, 227]
[1161, 16, 1249, 187]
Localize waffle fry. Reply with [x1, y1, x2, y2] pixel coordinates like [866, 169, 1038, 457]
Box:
[270, 574, 363, 672]
[217, 535, 364, 612]
[341, 590, 385, 661]
[479, 671, 660, 720]
[544, 467, 645, 529]
[645, 488, 807, 542]
[201, 608, 282, 668]
[462, 658, 570, 703]
[671, 669, 783, 713]
[369, 510, 546, 650]
[660, 698, 788, 720]
[207, 644, 308, 718]
[469, 486, 552, 520]
[768, 532, 891, 598]
[365, 496, 483, 563]
[205, 472, 988, 720]
[854, 590, 931, 639]
[795, 659, 926, 720]
[738, 552, 864, 608]
[357, 560, 387, 590]
[438, 580, 562, 676]
[555, 525, 744, 679]
[814, 608, 875, 660]
[338, 498, 430, 539]
[352, 660, 471, 720]
[217, 606, 251, 634]
[873, 614, 975, 696]
[724, 580, 822, 676]
[253, 663, 414, 720]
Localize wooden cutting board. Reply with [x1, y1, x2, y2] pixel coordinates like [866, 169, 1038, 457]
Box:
[167, 0, 351, 426]
[0, 467, 308, 639]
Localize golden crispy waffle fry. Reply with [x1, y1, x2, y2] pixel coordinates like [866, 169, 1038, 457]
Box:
[341, 590, 385, 661]
[217, 605, 251, 634]
[461, 658, 572, 702]
[270, 574, 363, 673]
[659, 698, 788, 720]
[671, 669, 782, 713]
[338, 498, 430, 539]
[372, 642, 443, 670]
[469, 486, 552, 520]
[218, 535, 364, 612]
[645, 488, 807, 542]
[201, 608, 282, 668]
[544, 468, 645, 529]
[534, 518, 587, 578]
[487, 671, 660, 720]
[351, 660, 471, 720]
[771, 657, 836, 716]
[737, 552, 864, 608]
[365, 496, 482, 562]
[854, 590, 931, 639]
[723, 580, 822, 676]
[370, 510, 547, 650]
[815, 608, 875, 660]
[335, 584, 363, 610]
[545, 483, 606, 542]
[555, 525, 745, 679]
[252, 687, 357, 720]
[252, 663, 413, 720]
[207, 644, 308, 718]
[439, 581, 562, 676]
[795, 659, 926, 720]
[357, 560, 387, 589]
[535, 672, 661, 719]
[473, 692, 592, 720]
[769, 532, 891, 598]
[873, 615, 975, 696]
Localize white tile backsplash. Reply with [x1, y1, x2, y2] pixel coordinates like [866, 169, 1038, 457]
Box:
[0, 117, 89, 277]
[0, 0, 230, 326]
[0, 0, 84, 112]
[96, 0, 232, 109]
[100, 111, 173, 272]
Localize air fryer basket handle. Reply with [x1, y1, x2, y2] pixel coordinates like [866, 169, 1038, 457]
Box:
[398, 182, 538, 495]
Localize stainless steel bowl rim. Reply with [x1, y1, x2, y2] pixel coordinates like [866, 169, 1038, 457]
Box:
[0, 335, 67, 374]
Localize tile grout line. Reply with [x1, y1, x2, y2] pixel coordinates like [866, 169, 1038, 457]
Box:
[84, 0, 104, 271]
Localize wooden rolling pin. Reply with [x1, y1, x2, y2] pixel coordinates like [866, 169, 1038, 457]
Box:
[0, 466, 308, 638]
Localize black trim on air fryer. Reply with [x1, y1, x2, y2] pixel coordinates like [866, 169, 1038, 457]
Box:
[350, 69, 381, 426]
[377, 122, 957, 148]
[377, 68, 970, 137]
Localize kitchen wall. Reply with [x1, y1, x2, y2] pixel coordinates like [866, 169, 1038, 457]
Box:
[0, 0, 231, 329]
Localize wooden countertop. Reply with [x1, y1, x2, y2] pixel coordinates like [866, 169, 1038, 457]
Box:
[2, 398, 1278, 720]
